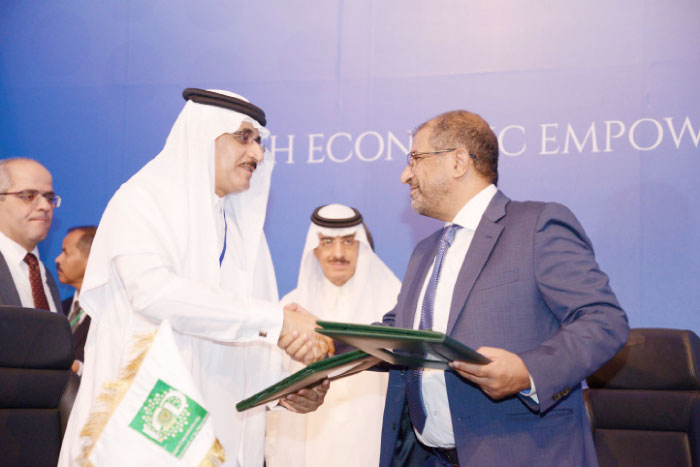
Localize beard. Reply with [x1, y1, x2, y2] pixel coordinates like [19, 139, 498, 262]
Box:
[410, 174, 450, 219]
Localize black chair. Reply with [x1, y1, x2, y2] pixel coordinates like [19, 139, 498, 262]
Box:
[585, 328, 700, 467]
[0, 306, 80, 467]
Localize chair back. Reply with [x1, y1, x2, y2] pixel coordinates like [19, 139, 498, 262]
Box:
[0, 305, 80, 467]
[585, 328, 700, 467]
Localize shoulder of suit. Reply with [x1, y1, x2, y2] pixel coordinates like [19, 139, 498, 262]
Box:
[503, 199, 574, 218]
[416, 228, 443, 249]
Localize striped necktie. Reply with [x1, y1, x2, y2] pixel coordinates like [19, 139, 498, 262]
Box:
[405, 223, 460, 433]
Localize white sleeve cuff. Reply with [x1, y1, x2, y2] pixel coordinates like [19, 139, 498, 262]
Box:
[520, 373, 539, 404]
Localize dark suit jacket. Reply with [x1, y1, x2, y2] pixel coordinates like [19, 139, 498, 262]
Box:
[379, 191, 629, 467]
[0, 251, 62, 312]
[62, 297, 91, 362]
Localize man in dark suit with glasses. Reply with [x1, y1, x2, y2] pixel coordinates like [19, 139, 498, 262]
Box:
[0, 158, 62, 313]
[379, 110, 628, 466]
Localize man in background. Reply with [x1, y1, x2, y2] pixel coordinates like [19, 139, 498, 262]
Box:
[266, 203, 401, 467]
[0, 158, 61, 312]
[56, 225, 97, 374]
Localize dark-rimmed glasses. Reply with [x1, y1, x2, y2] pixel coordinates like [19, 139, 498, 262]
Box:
[231, 128, 267, 153]
[0, 190, 62, 207]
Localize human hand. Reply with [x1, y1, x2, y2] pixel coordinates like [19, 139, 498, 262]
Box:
[279, 379, 330, 413]
[449, 346, 531, 400]
[71, 359, 82, 374]
[277, 303, 334, 364]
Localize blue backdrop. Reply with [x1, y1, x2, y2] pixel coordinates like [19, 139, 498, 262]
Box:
[2, 0, 699, 333]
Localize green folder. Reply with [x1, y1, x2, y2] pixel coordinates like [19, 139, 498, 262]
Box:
[235, 349, 380, 412]
[236, 322, 489, 412]
[317, 321, 490, 370]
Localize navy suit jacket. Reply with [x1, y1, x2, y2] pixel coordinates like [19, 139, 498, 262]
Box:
[0, 251, 62, 311]
[62, 297, 91, 362]
[379, 191, 629, 467]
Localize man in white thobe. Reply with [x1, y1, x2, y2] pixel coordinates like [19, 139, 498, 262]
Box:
[266, 204, 401, 467]
[58, 88, 330, 467]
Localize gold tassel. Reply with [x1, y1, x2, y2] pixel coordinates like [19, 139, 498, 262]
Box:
[199, 438, 226, 466]
[76, 332, 157, 465]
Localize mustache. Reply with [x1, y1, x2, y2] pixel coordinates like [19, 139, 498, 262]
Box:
[328, 257, 350, 264]
[240, 159, 258, 171]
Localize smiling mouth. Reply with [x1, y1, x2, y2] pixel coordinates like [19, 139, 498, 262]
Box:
[240, 160, 257, 174]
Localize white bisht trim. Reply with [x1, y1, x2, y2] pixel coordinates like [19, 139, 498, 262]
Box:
[83, 320, 225, 466]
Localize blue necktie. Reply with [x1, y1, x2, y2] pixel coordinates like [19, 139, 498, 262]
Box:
[405, 223, 460, 433]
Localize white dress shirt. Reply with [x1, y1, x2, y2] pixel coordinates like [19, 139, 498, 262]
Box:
[412, 185, 538, 447]
[0, 230, 58, 313]
[411, 184, 496, 447]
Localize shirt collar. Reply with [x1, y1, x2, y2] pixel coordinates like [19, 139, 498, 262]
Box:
[450, 184, 498, 231]
[0, 230, 40, 266]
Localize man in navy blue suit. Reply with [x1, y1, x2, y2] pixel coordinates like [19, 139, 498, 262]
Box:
[379, 110, 629, 466]
[56, 225, 97, 374]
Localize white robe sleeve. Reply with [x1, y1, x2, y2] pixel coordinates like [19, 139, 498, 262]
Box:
[114, 254, 283, 345]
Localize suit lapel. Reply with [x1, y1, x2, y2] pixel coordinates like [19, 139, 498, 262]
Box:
[446, 192, 509, 335]
[400, 232, 441, 329]
[45, 268, 62, 312]
[0, 252, 22, 306]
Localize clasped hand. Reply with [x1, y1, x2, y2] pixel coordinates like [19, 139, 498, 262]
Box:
[277, 303, 335, 365]
[449, 346, 531, 400]
[279, 379, 330, 413]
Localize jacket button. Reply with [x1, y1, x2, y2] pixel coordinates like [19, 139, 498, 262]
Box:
[392, 422, 397, 431]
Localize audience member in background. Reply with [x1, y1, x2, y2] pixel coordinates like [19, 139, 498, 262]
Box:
[266, 204, 401, 467]
[56, 225, 97, 374]
[0, 158, 61, 312]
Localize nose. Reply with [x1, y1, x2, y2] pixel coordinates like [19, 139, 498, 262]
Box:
[250, 143, 265, 163]
[36, 195, 53, 211]
[331, 240, 344, 258]
[400, 165, 412, 184]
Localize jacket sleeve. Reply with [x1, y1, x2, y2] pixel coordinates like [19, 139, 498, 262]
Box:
[518, 202, 629, 413]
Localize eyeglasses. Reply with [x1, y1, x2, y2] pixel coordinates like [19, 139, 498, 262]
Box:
[406, 148, 456, 167]
[0, 190, 62, 207]
[405, 148, 477, 168]
[317, 236, 357, 249]
[231, 128, 267, 153]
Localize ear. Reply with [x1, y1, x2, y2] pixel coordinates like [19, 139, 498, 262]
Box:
[452, 148, 471, 178]
[313, 247, 321, 260]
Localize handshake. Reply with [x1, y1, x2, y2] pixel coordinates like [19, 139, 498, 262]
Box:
[277, 302, 335, 365]
[275, 303, 333, 413]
